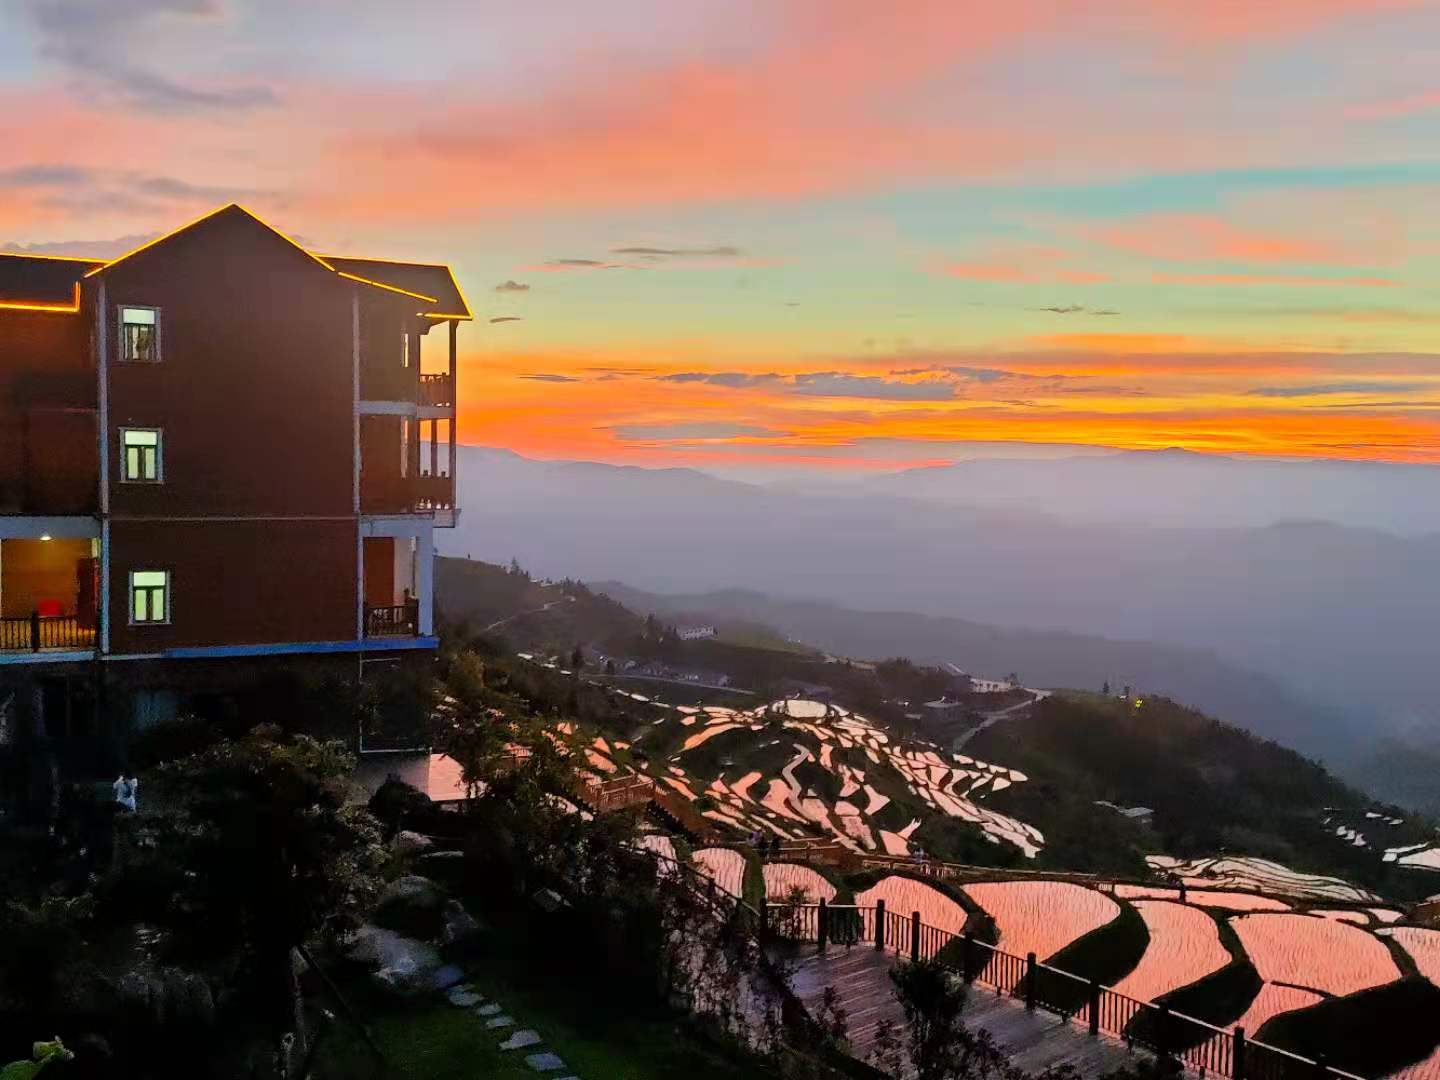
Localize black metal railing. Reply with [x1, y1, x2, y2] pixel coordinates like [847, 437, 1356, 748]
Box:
[364, 601, 419, 638]
[0, 612, 91, 652]
[764, 902, 1367, 1080]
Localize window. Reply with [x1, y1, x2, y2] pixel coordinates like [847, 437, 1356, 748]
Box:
[119, 306, 160, 362]
[120, 428, 163, 483]
[129, 570, 170, 625]
[401, 328, 411, 368]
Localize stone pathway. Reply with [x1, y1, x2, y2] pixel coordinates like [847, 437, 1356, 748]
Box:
[434, 965, 582, 1078]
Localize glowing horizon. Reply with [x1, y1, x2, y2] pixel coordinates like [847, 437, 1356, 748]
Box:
[6, 1, 1440, 470]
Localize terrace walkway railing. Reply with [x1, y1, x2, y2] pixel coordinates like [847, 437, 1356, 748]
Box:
[764, 900, 1368, 1080]
[0, 612, 92, 652]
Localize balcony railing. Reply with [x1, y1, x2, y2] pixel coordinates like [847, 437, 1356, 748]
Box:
[414, 474, 455, 510]
[418, 373, 454, 409]
[0, 613, 93, 652]
[364, 601, 419, 638]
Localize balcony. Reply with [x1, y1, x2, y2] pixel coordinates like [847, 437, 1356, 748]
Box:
[0, 612, 94, 653]
[365, 601, 419, 638]
[419, 373, 454, 409]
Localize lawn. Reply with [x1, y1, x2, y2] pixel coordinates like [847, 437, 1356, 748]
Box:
[310, 909, 784, 1080]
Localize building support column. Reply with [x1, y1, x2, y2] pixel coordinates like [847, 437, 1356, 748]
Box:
[416, 521, 435, 636]
[448, 319, 458, 494]
[352, 288, 364, 642]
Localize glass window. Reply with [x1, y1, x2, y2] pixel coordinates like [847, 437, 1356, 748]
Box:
[401, 328, 411, 368]
[129, 570, 169, 625]
[119, 306, 160, 362]
[120, 428, 162, 483]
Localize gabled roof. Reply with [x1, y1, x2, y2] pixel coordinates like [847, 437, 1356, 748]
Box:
[0, 252, 104, 311]
[320, 255, 473, 320]
[6, 204, 473, 320]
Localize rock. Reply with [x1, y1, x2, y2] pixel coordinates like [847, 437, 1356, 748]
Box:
[499, 1030, 542, 1051]
[446, 987, 483, 1008]
[345, 924, 441, 997]
[393, 830, 435, 855]
[441, 900, 481, 945]
[484, 1015, 516, 1029]
[475, 1003, 502, 1017]
[374, 875, 447, 939]
[532, 888, 567, 913]
[525, 1052, 568, 1071]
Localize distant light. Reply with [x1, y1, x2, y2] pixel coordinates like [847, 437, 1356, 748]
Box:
[39, 534, 52, 541]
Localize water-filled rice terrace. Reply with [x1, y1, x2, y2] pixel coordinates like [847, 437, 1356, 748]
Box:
[596, 696, 1045, 859]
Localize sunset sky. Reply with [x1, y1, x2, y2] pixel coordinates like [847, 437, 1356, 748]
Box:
[5, 0, 1440, 473]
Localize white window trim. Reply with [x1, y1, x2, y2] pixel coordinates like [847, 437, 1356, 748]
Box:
[117, 304, 162, 363]
[118, 426, 164, 484]
[128, 569, 172, 626]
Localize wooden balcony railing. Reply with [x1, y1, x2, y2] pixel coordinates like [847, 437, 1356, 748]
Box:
[418, 373, 454, 408]
[364, 601, 419, 638]
[0, 613, 92, 652]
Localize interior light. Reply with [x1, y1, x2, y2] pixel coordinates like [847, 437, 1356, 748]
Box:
[40, 535, 52, 541]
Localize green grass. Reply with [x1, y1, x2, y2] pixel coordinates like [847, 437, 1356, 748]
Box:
[311, 910, 783, 1080]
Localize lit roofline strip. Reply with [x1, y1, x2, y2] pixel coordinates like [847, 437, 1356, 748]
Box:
[335, 271, 438, 303]
[0, 251, 107, 265]
[0, 283, 81, 314]
[421, 311, 474, 321]
[85, 203, 338, 278]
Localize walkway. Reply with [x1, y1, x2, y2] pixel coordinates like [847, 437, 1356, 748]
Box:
[434, 964, 581, 1078]
[780, 944, 1147, 1078]
[952, 692, 1045, 752]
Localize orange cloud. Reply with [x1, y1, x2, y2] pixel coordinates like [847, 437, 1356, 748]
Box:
[1344, 90, 1440, 120]
[1152, 271, 1401, 287]
[934, 260, 1108, 285]
[1098, 214, 1342, 264]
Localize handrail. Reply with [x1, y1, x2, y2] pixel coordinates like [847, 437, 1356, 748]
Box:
[0, 612, 90, 652]
[766, 902, 1371, 1080]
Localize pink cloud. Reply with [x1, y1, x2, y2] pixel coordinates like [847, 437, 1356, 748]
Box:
[1152, 271, 1401, 287]
[935, 259, 1108, 285]
[1344, 90, 1440, 120]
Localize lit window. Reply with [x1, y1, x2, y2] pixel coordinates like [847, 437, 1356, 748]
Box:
[120, 428, 163, 483]
[129, 570, 170, 625]
[119, 306, 160, 362]
[401, 328, 411, 368]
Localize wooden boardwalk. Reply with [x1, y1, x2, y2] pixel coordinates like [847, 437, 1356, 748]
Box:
[779, 944, 1151, 1078]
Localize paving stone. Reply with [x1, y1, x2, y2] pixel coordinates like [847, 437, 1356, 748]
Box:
[446, 987, 483, 1008]
[499, 1030, 542, 1051]
[431, 964, 466, 991]
[474, 1003, 502, 1017]
[484, 1015, 516, 1029]
[525, 1051, 567, 1072]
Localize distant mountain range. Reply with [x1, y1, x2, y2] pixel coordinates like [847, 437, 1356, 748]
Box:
[854, 447, 1440, 534]
[439, 446, 1440, 809]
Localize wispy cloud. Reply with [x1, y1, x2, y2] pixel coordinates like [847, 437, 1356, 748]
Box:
[493, 280, 530, 292]
[518, 372, 581, 383]
[1248, 381, 1427, 398]
[1153, 272, 1400, 288]
[21, 0, 277, 112]
[612, 421, 781, 441]
[490, 316, 524, 323]
[611, 245, 742, 258]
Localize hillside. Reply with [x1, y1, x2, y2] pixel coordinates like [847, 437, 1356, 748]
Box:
[436, 558, 1439, 900]
[437, 447, 1440, 808]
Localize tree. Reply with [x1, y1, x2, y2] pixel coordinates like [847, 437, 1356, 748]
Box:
[604, 659, 616, 677]
[1102, 680, 1111, 696]
[149, 727, 385, 1060]
[570, 644, 585, 671]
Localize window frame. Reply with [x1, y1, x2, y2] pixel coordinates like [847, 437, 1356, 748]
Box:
[117, 304, 162, 363]
[118, 427, 164, 484]
[128, 569, 171, 626]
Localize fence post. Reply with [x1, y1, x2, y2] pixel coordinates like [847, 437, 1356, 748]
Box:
[1315, 1054, 1329, 1080]
[911, 911, 921, 962]
[818, 897, 829, 952]
[875, 899, 886, 952]
[962, 932, 975, 984]
[759, 899, 769, 943]
[30, 609, 40, 652]
[1088, 980, 1100, 1036]
[1233, 1027, 1246, 1080]
[1025, 952, 1037, 1010]
[1157, 1002, 1172, 1059]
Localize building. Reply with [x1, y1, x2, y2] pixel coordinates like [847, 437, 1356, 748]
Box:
[676, 625, 716, 641]
[0, 204, 469, 758]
